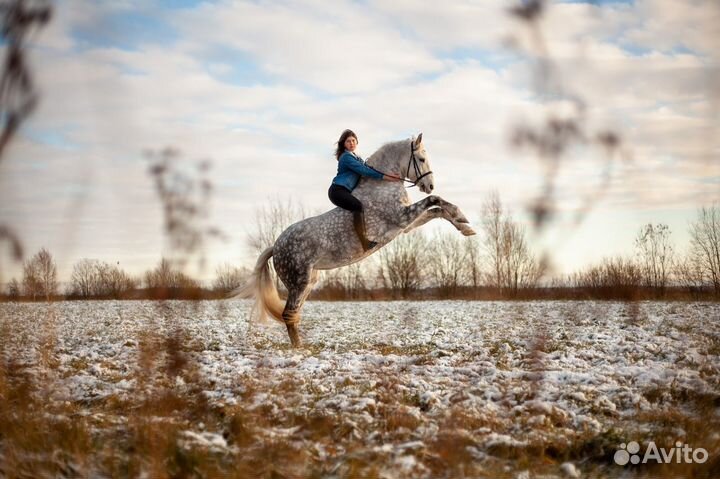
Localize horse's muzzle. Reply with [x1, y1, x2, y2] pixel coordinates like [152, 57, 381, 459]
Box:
[419, 178, 434, 194]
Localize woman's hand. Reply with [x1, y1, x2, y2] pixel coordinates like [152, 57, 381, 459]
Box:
[383, 174, 402, 182]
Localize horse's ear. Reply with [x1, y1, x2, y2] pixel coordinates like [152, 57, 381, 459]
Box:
[415, 133, 423, 147]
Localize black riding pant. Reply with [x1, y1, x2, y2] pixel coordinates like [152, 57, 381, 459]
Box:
[328, 184, 363, 212]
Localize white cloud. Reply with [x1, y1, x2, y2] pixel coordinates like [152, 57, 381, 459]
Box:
[623, 0, 720, 58]
[171, 0, 446, 95]
[367, 0, 511, 51]
[2, 0, 718, 281]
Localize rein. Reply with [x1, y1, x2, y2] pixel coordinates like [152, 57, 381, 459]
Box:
[369, 141, 432, 188]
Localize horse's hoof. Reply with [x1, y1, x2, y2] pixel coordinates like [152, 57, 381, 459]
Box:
[287, 324, 302, 347]
[461, 226, 476, 236]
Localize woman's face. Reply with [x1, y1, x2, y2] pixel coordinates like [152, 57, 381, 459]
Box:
[344, 135, 358, 152]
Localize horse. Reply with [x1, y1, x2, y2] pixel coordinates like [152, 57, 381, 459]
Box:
[235, 133, 476, 346]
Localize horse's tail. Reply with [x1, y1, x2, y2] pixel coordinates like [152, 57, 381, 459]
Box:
[230, 246, 285, 324]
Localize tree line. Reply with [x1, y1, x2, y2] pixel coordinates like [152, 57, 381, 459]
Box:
[2, 254, 249, 301]
[249, 195, 720, 301]
[2, 198, 719, 302]
[317, 199, 719, 301]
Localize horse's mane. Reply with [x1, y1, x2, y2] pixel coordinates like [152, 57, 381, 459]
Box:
[376, 139, 409, 153]
[367, 139, 410, 168]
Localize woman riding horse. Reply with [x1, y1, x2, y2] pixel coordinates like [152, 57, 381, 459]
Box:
[328, 129, 401, 251]
[235, 133, 475, 347]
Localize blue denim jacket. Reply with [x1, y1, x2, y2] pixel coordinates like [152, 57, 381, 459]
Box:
[331, 151, 383, 191]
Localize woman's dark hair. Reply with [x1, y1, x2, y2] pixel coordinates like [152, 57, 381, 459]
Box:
[335, 129, 358, 160]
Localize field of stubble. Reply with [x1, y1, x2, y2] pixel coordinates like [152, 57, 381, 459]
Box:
[1, 300, 718, 478]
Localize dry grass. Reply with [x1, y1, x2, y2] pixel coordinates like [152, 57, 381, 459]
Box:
[1, 304, 719, 479]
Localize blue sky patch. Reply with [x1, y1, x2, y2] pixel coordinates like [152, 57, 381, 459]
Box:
[443, 47, 520, 71]
[199, 46, 276, 87]
[22, 126, 79, 151]
[71, 9, 179, 51]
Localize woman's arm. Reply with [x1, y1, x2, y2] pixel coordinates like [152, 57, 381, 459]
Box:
[339, 152, 384, 179]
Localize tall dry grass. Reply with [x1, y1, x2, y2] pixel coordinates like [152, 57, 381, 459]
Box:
[2, 302, 720, 478]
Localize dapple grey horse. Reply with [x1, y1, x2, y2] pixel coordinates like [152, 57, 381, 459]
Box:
[235, 134, 476, 346]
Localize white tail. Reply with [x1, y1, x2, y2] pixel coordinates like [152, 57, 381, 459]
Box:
[230, 246, 285, 324]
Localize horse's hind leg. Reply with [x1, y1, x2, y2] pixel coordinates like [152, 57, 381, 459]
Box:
[281, 269, 319, 347]
[282, 291, 303, 347]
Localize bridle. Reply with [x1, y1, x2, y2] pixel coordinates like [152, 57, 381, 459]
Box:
[370, 140, 433, 189]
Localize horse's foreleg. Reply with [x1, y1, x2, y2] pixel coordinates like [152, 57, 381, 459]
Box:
[403, 207, 443, 233]
[404, 207, 476, 236]
[401, 196, 475, 235]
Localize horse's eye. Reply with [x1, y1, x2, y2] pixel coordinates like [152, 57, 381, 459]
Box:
[419, 157, 425, 162]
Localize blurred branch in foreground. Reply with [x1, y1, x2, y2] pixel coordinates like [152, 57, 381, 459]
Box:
[0, 0, 52, 275]
[0, 0, 51, 160]
[506, 0, 630, 245]
[146, 148, 227, 273]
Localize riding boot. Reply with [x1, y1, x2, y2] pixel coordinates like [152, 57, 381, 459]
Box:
[353, 211, 377, 251]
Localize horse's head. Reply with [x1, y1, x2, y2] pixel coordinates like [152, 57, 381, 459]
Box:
[409, 133, 434, 194]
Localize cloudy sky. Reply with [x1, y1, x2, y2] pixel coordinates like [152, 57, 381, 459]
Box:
[0, 0, 718, 283]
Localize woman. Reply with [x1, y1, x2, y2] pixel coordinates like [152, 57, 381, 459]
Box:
[329, 129, 400, 251]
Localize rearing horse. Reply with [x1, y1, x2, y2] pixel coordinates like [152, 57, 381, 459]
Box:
[235, 134, 476, 346]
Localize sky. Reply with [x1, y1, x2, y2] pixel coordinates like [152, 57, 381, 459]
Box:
[0, 0, 718, 284]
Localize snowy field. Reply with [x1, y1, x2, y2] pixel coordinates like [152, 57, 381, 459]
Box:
[1, 300, 719, 478]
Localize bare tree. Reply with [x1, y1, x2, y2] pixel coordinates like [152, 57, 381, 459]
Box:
[22, 247, 56, 300]
[427, 230, 467, 296]
[97, 262, 138, 298]
[213, 263, 249, 292]
[320, 261, 372, 299]
[21, 255, 40, 299]
[571, 256, 642, 298]
[70, 258, 100, 298]
[635, 223, 674, 296]
[481, 193, 541, 296]
[36, 248, 57, 300]
[482, 192, 504, 290]
[504, 220, 541, 293]
[464, 236, 483, 289]
[6, 277, 19, 299]
[378, 231, 428, 297]
[247, 197, 308, 254]
[144, 258, 198, 289]
[673, 254, 705, 298]
[688, 204, 720, 295]
[69, 259, 137, 298]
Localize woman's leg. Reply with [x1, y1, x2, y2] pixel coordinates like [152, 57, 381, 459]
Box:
[328, 185, 376, 251]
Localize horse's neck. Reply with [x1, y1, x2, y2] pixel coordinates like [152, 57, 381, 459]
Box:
[356, 140, 410, 205]
[366, 140, 408, 176]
